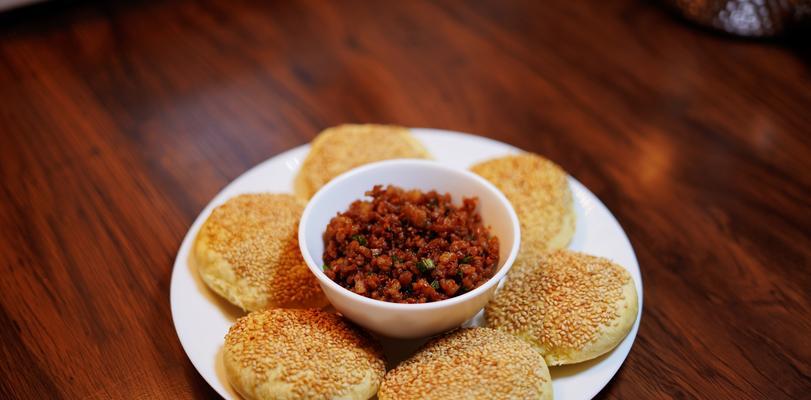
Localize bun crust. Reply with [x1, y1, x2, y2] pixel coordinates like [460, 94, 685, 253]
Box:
[224, 309, 385, 400]
[193, 193, 327, 311]
[379, 327, 552, 400]
[294, 124, 431, 199]
[486, 250, 638, 365]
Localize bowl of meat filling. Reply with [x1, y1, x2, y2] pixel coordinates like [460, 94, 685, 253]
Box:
[299, 159, 520, 338]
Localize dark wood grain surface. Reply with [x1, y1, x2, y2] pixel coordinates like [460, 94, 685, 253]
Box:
[1, 0, 809, 398]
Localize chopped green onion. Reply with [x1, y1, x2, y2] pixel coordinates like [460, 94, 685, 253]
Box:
[392, 255, 401, 263]
[417, 258, 435, 273]
[351, 234, 367, 246]
[323, 264, 331, 270]
[430, 280, 440, 290]
[461, 255, 473, 264]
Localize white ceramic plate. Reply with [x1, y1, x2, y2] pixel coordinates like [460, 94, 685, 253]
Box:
[170, 129, 643, 399]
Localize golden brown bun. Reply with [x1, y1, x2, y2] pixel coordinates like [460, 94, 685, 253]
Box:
[470, 153, 575, 263]
[486, 250, 638, 365]
[193, 193, 327, 311]
[294, 124, 431, 199]
[379, 327, 552, 400]
[224, 309, 385, 400]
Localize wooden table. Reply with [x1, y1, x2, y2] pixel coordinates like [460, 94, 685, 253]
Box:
[1, 0, 809, 398]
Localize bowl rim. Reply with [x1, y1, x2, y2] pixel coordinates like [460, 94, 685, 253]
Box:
[298, 159, 521, 310]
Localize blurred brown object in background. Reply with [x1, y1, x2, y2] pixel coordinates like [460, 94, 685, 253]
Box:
[667, 0, 810, 36]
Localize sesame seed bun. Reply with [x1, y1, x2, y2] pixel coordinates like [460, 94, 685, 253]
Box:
[224, 309, 385, 400]
[485, 250, 638, 365]
[193, 193, 327, 311]
[470, 154, 575, 261]
[378, 328, 552, 400]
[294, 124, 431, 199]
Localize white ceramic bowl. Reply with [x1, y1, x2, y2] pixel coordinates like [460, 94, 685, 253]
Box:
[298, 159, 520, 338]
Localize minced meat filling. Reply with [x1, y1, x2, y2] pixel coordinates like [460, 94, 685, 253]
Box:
[322, 185, 499, 303]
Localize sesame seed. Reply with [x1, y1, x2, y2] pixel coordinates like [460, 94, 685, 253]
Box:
[379, 328, 551, 400]
[471, 153, 575, 258]
[294, 124, 430, 199]
[195, 193, 326, 310]
[486, 250, 633, 353]
[224, 309, 385, 398]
